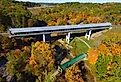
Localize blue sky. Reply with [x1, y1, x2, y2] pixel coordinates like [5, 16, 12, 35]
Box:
[16, 0, 121, 3]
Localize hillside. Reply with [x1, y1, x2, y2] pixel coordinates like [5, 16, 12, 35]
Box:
[0, 0, 121, 82]
[29, 2, 121, 26]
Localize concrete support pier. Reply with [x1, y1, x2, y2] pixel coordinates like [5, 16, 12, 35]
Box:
[66, 32, 70, 44]
[43, 34, 46, 42]
[85, 30, 92, 40]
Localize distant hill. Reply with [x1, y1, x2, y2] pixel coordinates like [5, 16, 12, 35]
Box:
[12, 1, 57, 7]
[29, 2, 121, 25]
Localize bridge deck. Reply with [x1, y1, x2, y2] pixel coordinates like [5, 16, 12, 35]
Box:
[9, 23, 112, 34]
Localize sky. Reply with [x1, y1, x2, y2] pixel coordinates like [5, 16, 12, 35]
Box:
[16, 0, 121, 3]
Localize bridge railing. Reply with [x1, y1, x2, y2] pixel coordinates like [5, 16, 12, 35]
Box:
[8, 22, 112, 43]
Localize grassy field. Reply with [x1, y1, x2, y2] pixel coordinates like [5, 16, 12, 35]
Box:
[70, 37, 93, 55]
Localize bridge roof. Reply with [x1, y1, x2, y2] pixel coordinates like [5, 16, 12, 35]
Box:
[9, 22, 112, 34]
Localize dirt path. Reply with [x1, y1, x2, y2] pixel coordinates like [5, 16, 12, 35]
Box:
[91, 30, 108, 40]
[85, 63, 97, 82]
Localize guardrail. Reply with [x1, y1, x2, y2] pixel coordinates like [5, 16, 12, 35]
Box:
[7, 22, 112, 43]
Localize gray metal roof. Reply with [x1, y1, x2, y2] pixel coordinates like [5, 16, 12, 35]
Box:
[9, 22, 112, 34]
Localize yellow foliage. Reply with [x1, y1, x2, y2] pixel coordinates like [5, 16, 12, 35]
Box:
[98, 43, 121, 57]
[48, 21, 56, 26]
[107, 62, 112, 71]
[29, 41, 55, 68]
[97, 31, 121, 57]
[97, 43, 110, 57]
[28, 41, 55, 81]
[65, 64, 84, 82]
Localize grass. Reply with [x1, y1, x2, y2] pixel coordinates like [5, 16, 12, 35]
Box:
[70, 37, 93, 56]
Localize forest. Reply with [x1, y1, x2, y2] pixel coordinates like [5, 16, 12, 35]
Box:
[0, 0, 121, 82]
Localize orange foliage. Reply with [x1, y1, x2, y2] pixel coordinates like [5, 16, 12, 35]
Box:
[81, 14, 89, 19]
[14, 49, 21, 58]
[87, 17, 101, 23]
[97, 43, 110, 57]
[110, 43, 121, 56]
[88, 48, 98, 64]
[28, 55, 38, 68]
[97, 43, 121, 57]
[21, 46, 30, 52]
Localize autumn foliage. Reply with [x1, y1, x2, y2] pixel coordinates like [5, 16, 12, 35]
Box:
[65, 64, 84, 82]
[6, 41, 56, 82]
[89, 28, 121, 82]
[27, 41, 55, 82]
[88, 29, 121, 65]
[98, 43, 121, 57]
[88, 48, 98, 64]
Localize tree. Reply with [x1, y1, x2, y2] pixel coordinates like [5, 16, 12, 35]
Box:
[26, 41, 56, 82]
[65, 64, 84, 82]
[1, 0, 32, 28]
[6, 50, 30, 82]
